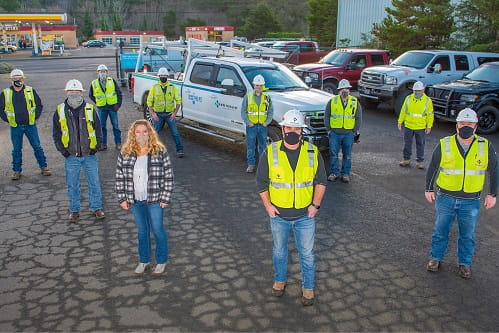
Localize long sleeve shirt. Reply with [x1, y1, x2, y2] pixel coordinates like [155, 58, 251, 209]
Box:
[240, 93, 274, 126]
[0, 85, 43, 125]
[324, 96, 362, 134]
[88, 78, 123, 108]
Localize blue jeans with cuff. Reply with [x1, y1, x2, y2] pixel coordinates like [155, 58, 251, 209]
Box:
[98, 105, 121, 145]
[403, 127, 425, 162]
[246, 124, 268, 166]
[10, 124, 47, 172]
[64, 155, 103, 212]
[328, 130, 354, 176]
[153, 112, 183, 152]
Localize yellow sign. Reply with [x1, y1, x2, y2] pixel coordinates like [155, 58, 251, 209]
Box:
[0, 13, 67, 23]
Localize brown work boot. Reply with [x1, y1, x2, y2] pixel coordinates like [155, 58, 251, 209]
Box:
[327, 174, 338, 181]
[399, 160, 410, 167]
[427, 259, 440, 272]
[11, 171, 22, 180]
[416, 162, 425, 169]
[301, 289, 315, 306]
[457, 265, 472, 279]
[98, 144, 107, 151]
[271, 281, 286, 297]
[93, 209, 106, 219]
[246, 166, 255, 173]
[40, 168, 52, 176]
[69, 212, 79, 223]
[115, 144, 122, 151]
[341, 175, 350, 183]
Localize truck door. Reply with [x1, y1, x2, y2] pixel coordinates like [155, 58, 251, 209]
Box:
[425, 55, 453, 85]
[345, 54, 367, 88]
[183, 62, 218, 126]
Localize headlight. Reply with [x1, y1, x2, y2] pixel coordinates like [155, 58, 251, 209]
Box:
[384, 76, 397, 85]
[460, 94, 478, 102]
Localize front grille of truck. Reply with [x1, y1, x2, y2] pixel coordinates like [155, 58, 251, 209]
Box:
[304, 111, 327, 134]
[427, 87, 457, 115]
[361, 71, 383, 85]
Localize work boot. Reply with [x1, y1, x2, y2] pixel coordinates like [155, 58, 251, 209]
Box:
[40, 168, 52, 176]
[246, 166, 255, 173]
[399, 160, 410, 167]
[271, 282, 286, 297]
[427, 259, 440, 272]
[69, 212, 79, 223]
[93, 209, 106, 219]
[458, 265, 472, 279]
[134, 263, 150, 275]
[11, 171, 22, 180]
[301, 289, 315, 306]
[327, 174, 338, 181]
[115, 144, 122, 151]
[341, 175, 350, 183]
[177, 151, 185, 158]
[99, 144, 107, 151]
[416, 162, 425, 169]
[153, 264, 166, 275]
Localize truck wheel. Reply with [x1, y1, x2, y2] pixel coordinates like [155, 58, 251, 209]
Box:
[394, 90, 411, 116]
[476, 105, 499, 134]
[323, 82, 338, 95]
[267, 126, 282, 144]
[359, 97, 379, 110]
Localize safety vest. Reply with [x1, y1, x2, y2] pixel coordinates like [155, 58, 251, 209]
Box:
[57, 103, 97, 149]
[398, 94, 434, 130]
[267, 141, 318, 209]
[3, 86, 36, 127]
[436, 135, 489, 193]
[329, 95, 358, 129]
[246, 92, 270, 124]
[91, 77, 118, 106]
[146, 83, 180, 113]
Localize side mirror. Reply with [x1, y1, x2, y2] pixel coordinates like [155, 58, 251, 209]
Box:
[221, 78, 234, 87]
[305, 76, 312, 84]
[346, 64, 353, 70]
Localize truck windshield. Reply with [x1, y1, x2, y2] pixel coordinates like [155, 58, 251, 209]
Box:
[243, 65, 309, 91]
[319, 51, 351, 66]
[463, 64, 499, 83]
[391, 52, 434, 69]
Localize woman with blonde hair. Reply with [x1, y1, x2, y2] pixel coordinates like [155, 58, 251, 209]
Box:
[115, 120, 174, 275]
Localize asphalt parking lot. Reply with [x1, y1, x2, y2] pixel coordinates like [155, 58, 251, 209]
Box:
[0, 48, 498, 331]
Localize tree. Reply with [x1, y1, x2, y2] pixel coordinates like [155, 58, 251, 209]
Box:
[81, 10, 94, 40]
[372, 0, 454, 56]
[0, 0, 20, 11]
[163, 10, 177, 39]
[237, 3, 282, 40]
[112, 13, 122, 31]
[308, 0, 337, 48]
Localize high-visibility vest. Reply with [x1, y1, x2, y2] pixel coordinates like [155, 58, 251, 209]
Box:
[57, 103, 97, 149]
[3, 86, 36, 127]
[329, 95, 358, 129]
[146, 83, 180, 113]
[267, 141, 318, 209]
[436, 135, 489, 193]
[91, 78, 118, 106]
[398, 94, 434, 130]
[246, 92, 270, 124]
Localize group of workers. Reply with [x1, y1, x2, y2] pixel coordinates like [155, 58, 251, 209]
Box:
[1, 65, 497, 306]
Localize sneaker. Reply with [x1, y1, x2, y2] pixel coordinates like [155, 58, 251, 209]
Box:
[93, 209, 106, 219]
[69, 212, 79, 223]
[40, 168, 52, 176]
[177, 151, 185, 158]
[301, 289, 315, 306]
[134, 263, 150, 274]
[115, 144, 122, 151]
[246, 166, 256, 173]
[416, 162, 425, 169]
[271, 282, 286, 297]
[399, 160, 410, 167]
[153, 263, 166, 275]
[341, 175, 350, 183]
[11, 171, 22, 180]
[427, 259, 440, 272]
[327, 174, 338, 181]
[98, 144, 107, 151]
[458, 264, 472, 279]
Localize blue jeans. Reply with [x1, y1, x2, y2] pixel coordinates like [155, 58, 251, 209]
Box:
[430, 193, 480, 266]
[98, 106, 121, 145]
[10, 124, 47, 172]
[64, 155, 103, 212]
[131, 201, 168, 264]
[403, 127, 425, 162]
[153, 112, 183, 152]
[328, 131, 354, 176]
[246, 124, 268, 166]
[270, 215, 315, 290]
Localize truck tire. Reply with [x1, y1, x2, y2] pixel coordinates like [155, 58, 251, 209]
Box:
[323, 82, 338, 95]
[394, 90, 411, 116]
[476, 105, 499, 134]
[267, 125, 282, 144]
[359, 96, 379, 110]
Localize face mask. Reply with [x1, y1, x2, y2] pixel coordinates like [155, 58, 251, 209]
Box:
[99, 72, 107, 80]
[414, 92, 423, 99]
[160, 77, 168, 83]
[340, 90, 349, 98]
[458, 125, 475, 139]
[13, 80, 23, 87]
[283, 131, 301, 145]
[67, 93, 83, 108]
[136, 135, 149, 147]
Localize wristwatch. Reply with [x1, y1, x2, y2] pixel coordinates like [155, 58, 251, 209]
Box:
[311, 203, 320, 209]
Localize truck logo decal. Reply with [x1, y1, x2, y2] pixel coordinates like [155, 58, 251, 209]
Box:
[215, 100, 238, 110]
[188, 94, 202, 104]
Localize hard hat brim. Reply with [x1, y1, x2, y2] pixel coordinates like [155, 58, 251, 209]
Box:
[279, 121, 307, 128]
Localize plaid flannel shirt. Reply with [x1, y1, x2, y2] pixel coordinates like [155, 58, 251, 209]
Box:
[115, 150, 174, 205]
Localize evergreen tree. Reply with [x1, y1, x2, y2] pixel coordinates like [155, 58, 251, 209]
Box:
[163, 10, 177, 39]
[454, 0, 498, 51]
[0, 0, 20, 11]
[81, 10, 94, 40]
[307, 0, 337, 48]
[140, 15, 148, 31]
[112, 13, 122, 31]
[237, 3, 282, 40]
[372, 0, 454, 56]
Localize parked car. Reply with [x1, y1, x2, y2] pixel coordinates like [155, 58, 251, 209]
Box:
[85, 40, 106, 48]
[427, 61, 499, 134]
[53, 41, 64, 50]
[271, 40, 330, 65]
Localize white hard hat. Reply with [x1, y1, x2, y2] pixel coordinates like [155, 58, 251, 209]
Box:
[97, 64, 108, 71]
[158, 67, 169, 76]
[413, 81, 425, 90]
[64, 79, 85, 91]
[456, 108, 478, 123]
[338, 79, 352, 90]
[252, 74, 265, 85]
[10, 69, 25, 79]
[279, 109, 307, 128]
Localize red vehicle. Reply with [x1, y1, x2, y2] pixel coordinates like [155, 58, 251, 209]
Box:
[272, 40, 330, 65]
[293, 48, 391, 94]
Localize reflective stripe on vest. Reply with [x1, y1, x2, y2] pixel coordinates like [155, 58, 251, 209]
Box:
[57, 103, 97, 149]
[246, 92, 269, 124]
[91, 78, 118, 106]
[268, 140, 318, 209]
[436, 135, 489, 193]
[147, 83, 177, 113]
[404, 95, 431, 118]
[329, 95, 357, 129]
[3, 86, 37, 127]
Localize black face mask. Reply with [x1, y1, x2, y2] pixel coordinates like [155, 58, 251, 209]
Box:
[458, 126, 475, 139]
[283, 132, 301, 145]
[13, 80, 23, 87]
[160, 77, 168, 83]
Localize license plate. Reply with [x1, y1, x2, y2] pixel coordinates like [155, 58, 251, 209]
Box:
[361, 88, 371, 94]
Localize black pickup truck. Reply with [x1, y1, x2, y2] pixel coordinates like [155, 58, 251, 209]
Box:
[426, 61, 499, 134]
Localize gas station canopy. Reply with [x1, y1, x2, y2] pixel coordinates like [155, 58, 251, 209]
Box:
[0, 13, 67, 23]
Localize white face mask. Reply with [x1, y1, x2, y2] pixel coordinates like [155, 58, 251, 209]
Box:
[99, 72, 107, 80]
[67, 93, 83, 108]
[136, 135, 149, 147]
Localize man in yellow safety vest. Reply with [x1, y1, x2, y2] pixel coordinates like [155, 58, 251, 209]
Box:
[256, 109, 327, 306]
[425, 108, 497, 279]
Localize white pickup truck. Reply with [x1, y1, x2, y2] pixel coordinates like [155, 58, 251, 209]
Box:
[131, 56, 332, 148]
